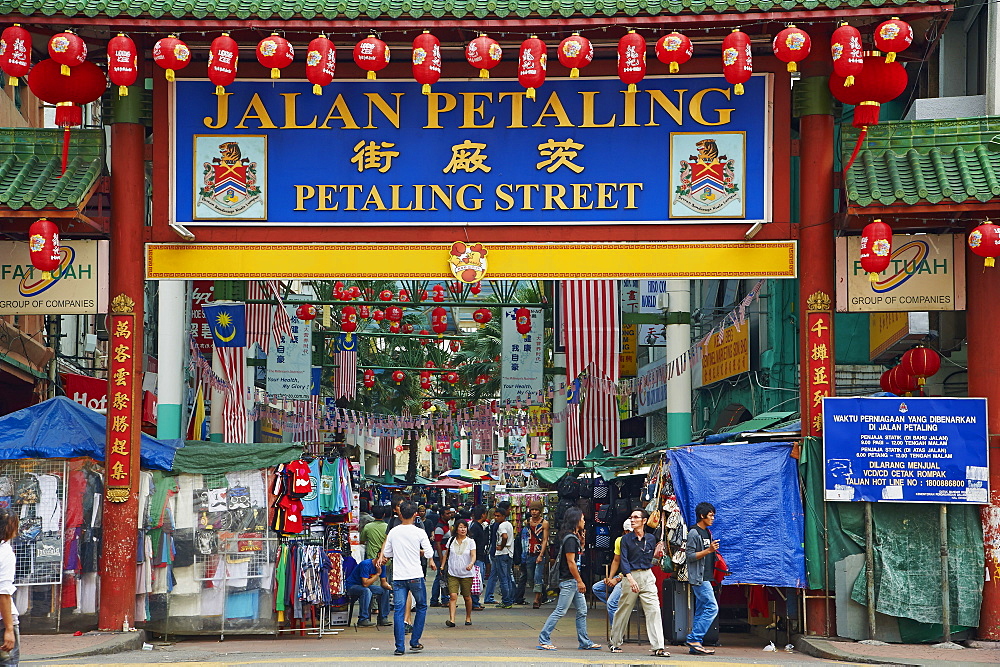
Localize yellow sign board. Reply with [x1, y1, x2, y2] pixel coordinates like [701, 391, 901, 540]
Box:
[869, 311, 929, 362]
[699, 323, 751, 386]
[146, 242, 796, 280]
[620, 324, 638, 377]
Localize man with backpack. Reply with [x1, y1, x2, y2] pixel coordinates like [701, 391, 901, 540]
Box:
[685, 502, 720, 656]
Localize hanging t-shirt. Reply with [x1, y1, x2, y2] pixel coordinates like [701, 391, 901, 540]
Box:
[318, 460, 335, 514]
[277, 495, 304, 534]
[285, 460, 313, 498]
[301, 459, 321, 518]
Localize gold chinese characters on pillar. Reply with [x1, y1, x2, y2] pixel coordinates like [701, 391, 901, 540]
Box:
[804, 290, 834, 439]
[106, 293, 136, 503]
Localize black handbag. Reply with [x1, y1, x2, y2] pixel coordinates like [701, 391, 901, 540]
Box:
[557, 476, 580, 500]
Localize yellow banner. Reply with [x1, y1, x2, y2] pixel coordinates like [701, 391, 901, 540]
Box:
[869, 312, 908, 360]
[146, 242, 796, 280]
[700, 323, 750, 385]
[620, 324, 638, 377]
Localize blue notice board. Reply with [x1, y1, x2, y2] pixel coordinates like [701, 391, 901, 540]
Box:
[823, 397, 988, 504]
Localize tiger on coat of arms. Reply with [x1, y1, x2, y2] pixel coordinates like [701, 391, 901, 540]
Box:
[673, 136, 741, 216]
[198, 140, 263, 217]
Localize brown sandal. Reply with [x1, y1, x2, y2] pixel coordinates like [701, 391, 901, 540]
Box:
[532, 602, 540, 609]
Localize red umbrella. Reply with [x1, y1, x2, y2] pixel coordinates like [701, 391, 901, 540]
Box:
[426, 478, 473, 489]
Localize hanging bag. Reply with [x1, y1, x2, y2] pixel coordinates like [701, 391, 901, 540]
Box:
[546, 533, 576, 592]
[472, 563, 483, 595]
[708, 528, 731, 584]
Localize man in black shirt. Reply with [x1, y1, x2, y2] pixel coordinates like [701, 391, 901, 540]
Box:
[468, 505, 488, 610]
[609, 509, 667, 657]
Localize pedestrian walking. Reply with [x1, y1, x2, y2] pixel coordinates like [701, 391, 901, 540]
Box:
[609, 509, 667, 657]
[523, 500, 549, 608]
[685, 502, 720, 656]
[0, 508, 19, 666]
[536, 507, 601, 652]
[430, 507, 455, 606]
[345, 557, 391, 627]
[489, 507, 515, 608]
[592, 518, 632, 624]
[441, 519, 476, 627]
[378, 500, 436, 656]
[468, 505, 489, 610]
[360, 505, 389, 560]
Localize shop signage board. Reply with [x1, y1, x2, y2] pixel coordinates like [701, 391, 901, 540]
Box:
[189, 280, 216, 354]
[692, 322, 751, 387]
[638, 280, 668, 345]
[823, 397, 988, 504]
[0, 240, 107, 314]
[835, 234, 965, 312]
[620, 280, 639, 377]
[636, 356, 668, 416]
[869, 311, 930, 363]
[500, 307, 544, 404]
[265, 305, 312, 399]
[172, 75, 772, 226]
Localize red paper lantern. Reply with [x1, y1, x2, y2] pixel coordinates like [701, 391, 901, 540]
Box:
[424, 360, 436, 369]
[152, 35, 191, 82]
[431, 306, 448, 335]
[655, 32, 693, 74]
[447, 400, 457, 412]
[0, 24, 31, 87]
[296, 303, 317, 321]
[412, 31, 441, 94]
[402, 322, 414, 334]
[392, 370, 406, 384]
[901, 346, 941, 386]
[256, 33, 294, 79]
[419, 329, 431, 346]
[470, 282, 482, 295]
[354, 35, 389, 80]
[389, 321, 401, 333]
[968, 220, 1000, 268]
[107, 33, 138, 97]
[617, 30, 646, 93]
[363, 368, 375, 389]
[829, 55, 907, 128]
[449, 339, 461, 352]
[473, 307, 492, 327]
[28, 59, 106, 172]
[874, 17, 912, 63]
[372, 309, 385, 322]
[395, 444, 404, 453]
[48, 30, 86, 76]
[448, 281, 462, 294]
[208, 33, 239, 95]
[890, 365, 918, 394]
[444, 371, 459, 384]
[28, 218, 60, 278]
[475, 374, 489, 385]
[341, 305, 358, 333]
[859, 218, 893, 282]
[466, 34, 502, 79]
[831, 23, 863, 86]
[305, 34, 336, 95]
[418, 289, 428, 301]
[425, 444, 433, 452]
[359, 305, 371, 319]
[420, 375, 431, 389]
[432, 291, 445, 302]
[386, 305, 403, 322]
[453, 441, 462, 450]
[398, 289, 410, 302]
[379, 289, 393, 301]
[518, 36, 547, 101]
[515, 307, 531, 336]
[558, 33, 593, 78]
[349, 285, 361, 299]
[422, 400, 432, 410]
[722, 29, 752, 95]
[772, 25, 811, 73]
[879, 368, 896, 394]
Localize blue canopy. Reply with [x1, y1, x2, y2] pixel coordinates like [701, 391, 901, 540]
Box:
[0, 396, 183, 471]
[668, 440, 807, 588]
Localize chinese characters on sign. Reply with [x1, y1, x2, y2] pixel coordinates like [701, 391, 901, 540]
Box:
[501, 307, 544, 404]
[804, 291, 834, 438]
[106, 308, 135, 503]
[266, 304, 313, 398]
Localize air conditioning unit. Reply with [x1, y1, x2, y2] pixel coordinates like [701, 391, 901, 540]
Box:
[656, 293, 670, 310]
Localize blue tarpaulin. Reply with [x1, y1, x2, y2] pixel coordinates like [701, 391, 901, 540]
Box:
[0, 396, 183, 471]
[668, 441, 807, 588]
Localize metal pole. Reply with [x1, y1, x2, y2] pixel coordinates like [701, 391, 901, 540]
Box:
[941, 504, 951, 644]
[865, 502, 876, 640]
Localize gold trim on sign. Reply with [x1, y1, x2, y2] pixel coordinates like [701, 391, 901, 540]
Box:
[110, 293, 135, 314]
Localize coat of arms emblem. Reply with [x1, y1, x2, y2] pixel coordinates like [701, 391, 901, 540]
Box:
[196, 138, 265, 218]
[673, 137, 741, 215]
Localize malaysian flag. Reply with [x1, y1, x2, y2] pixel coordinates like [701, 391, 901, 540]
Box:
[265, 281, 294, 343]
[217, 346, 248, 443]
[333, 333, 358, 400]
[561, 280, 620, 462]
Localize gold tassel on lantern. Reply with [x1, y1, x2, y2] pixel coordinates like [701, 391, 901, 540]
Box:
[60, 64, 70, 76]
[215, 85, 224, 95]
[165, 69, 175, 82]
[988, 257, 996, 268]
[845, 75, 855, 86]
[787, 62, 797, 72]
[527, 87, 535, 100]
[422, 84, 430, 94]
[570, 67, 579, 78]
[119, 85, 129, 97]
[628, 83, 637, 92]
[8, 76, 17, 87]
[479, 68, 489, 78]
[271, 67, 280, 78]
[313, 83, 321, 95]
[734, 83, 744, 95]
[367, 70, 376, 80]
[885, 52, 896, 63]
[670, 62, 679, 74]
[868, 272, 879, 282]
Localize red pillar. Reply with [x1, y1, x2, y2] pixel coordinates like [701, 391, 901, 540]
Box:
[798, 31, 836, 637]
[970, 259, 1000, 639]
[98, 100, 146, 631]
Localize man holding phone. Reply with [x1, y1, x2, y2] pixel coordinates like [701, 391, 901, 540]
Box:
[685, 502, 720, 656]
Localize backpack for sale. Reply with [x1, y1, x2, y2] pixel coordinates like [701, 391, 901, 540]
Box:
[554, 498, 575, 526]
[557, 476, 580, 500]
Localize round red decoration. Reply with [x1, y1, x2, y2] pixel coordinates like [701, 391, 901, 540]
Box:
[617, 30, 646, 93]
[349, 285, 361, 299]
[655, 32, 693, 74]
[389, 321, 401, 333]
[470, 282, 482, 295]
[412, 31, 442, 94]
[473, 307, 492, 327]
[28, 218, 60, 278]
[425, 444, 433, 452]
[208, 33, 239, 95]
[449, 281, 462, 294]
[402, 322, 414, 334]
[358, 305, 370, 319]
[889, 365, 918, 394]
[901, 346, 940, 386]
[48, 30, 86, 76]
[354, 35, 389, 80]
[558, 33, 593, 78]
[425, 360, 436, 369]
[831, 23, 863, 86]
[879, 369, 895, 394]
[363, 368, 375, 389]
[306, 34, 336, 95]
[722, 29, 751, 95]
[398, 289, 410, 302]
[859, 218, 892, 282]
[968, 220, 1000, 268]
[152, 35, 191, 82]
[447, 400, 457, 412]
[341, 305, 358, 333]
[431, 306, 448, 335]
[395, 444, 405, 453]
[772, 25, 811, 73]
[0, 25, 31, 87]
[372, 309, 385, 322]
[444, 371, 459, 384]
[475, 374, 489, 385]
[256, 33, 294, 79]
[296, 304, 317, 321]
[466, 34, 502, 79]
[515, 307, 531, 337]
[107, 33, 138, 97]
[422, 401, 432, 410]
[385, 305, 403, 322]
[874, 17, 912, 63]
[420, 375, 431, 389]
[432, 291, 445, 302]
[449, 340, 461, 352]
[518, 36, 547, 101]
[379, 289, 393, 301]
[28, 58, 105, 173]
[829, 56, 907, 128]
[392, 370, 406, 384]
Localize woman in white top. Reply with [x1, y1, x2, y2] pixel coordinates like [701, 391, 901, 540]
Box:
[441, 519, 476, 628]
[0, 508, 19, 666]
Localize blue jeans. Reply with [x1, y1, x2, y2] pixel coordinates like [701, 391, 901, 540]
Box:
[488, 554, 513, 605]
[525, 556, 545, 593]
[538, 578, 593, 648]
[348, 583, 390, 621]
[393, 578, 427, 653]
[430, 554, 450, 604]
[592, 579, 623, 624]
[471, 560, 486, 607]
[687, 580, 719, 644]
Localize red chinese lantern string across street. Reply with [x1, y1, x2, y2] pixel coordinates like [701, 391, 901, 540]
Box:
[152, 35, 191, 82]
[431, 306, 448, 336]
[772, 25, 811, 73]
[0, 24, 31, 86]
[466, 34, 501, 78]
[655, 32, 692, 74]
[831, 23, 863, 86]
[354, 35, 389, 80]
[107, 33, 138, 96]
[412, 31, 441, 94]
[385, 305, 403, 322]
[874, 17, 912, 63]
[859, 218, 892, 282]
[256, 33, 294, 79]
[48, 30, 86, 76]
[617, 30, 646, 93]
[889, 365, 918, 395]
[305, 34, 336, 95]
[341, 305, 358, 335]
[518, 36, 547, 101]
[363, 368, 375, 389]
[968, 220, 1000, 267]
[27, 59, 106, 174]
[558, 33, 593, 78]
[208, 33, 239, 95]
[473, 307, 492, 327]
[721, 29, 751, 95]
[901, 346, 940, 386]
[28, 218, 60, 279]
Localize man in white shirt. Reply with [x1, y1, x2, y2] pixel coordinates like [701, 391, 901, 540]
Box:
[492, 507, 515, 608]
[378, 500, 436, 656]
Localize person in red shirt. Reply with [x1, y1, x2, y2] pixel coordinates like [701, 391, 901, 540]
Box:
[430, 507, 455, 606]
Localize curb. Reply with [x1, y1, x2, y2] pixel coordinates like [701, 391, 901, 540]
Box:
[22, 630, 146, 661]
[794, 635, 919, 666]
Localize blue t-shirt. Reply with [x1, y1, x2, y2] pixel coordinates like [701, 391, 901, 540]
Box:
[346, 558, 386, 588]
[301, 459, 321, 517]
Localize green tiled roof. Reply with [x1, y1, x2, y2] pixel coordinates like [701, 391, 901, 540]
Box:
[0, 128, 104, 211]
[844, 116, 1000, 209]
[718, 409, 795, 433]
[0, 0, 945, 21]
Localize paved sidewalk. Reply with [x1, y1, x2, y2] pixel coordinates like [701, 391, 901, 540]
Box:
[21, 630, 145, 661]
[797, 636, 1000, 665]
